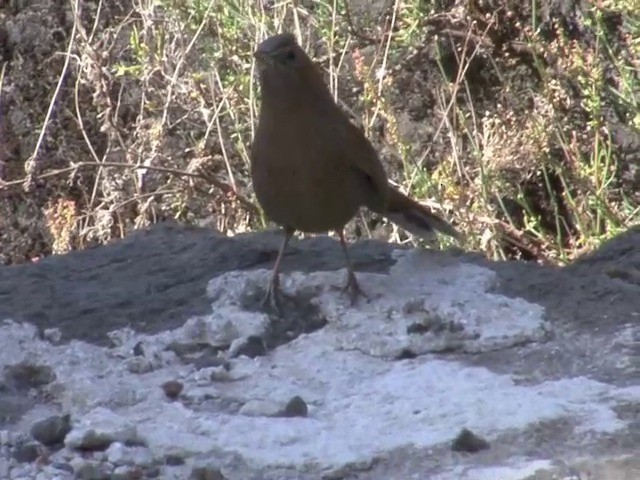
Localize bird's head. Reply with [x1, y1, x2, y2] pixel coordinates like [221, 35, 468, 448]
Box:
[253, 33, 331, 106]
[254, 33, 308, 70]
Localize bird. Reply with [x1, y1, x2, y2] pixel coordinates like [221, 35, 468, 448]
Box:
[250, 33, 459, 312]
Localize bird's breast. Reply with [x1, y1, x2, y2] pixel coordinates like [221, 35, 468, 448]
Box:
[250, 110, 359, 232]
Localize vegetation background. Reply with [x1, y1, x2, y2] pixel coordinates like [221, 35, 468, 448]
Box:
[0, 0, 638, 265]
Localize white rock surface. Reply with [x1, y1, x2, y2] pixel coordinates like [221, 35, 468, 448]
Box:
[0, 250, 637, 479]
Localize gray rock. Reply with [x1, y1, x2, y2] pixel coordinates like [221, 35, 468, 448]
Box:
[451, 428, 490, 453]
[111, 464, 143, 479]
[64, 409, 140, 452]
[50, 461, 74, 473]
[282, 395, 308, 418]
[239, 399, 282, 417]
[125, 357, 153, 374]
[191, 353, 230, 371]
[3, 362, 56, 391]
[209, 366, 233, 382]
[164, 454, 185, 466]
[67, 428, 114, 452]
[12, 442, 40, 463]
[190, 465, 226, 480]
[165, 341, 215, 358]
[106, 441, 153, 467]
[161, 380, 183, 399]
[43, 328, 62, 344]
[229, 335, 266, 358]
[144, 465, 161, 478]
[30, 414, 71, 446]
[72, 459, 112, 480]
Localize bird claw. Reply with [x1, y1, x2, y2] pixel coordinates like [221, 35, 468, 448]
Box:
[340, 271, 368, 306]
[262, 275, 291, 316]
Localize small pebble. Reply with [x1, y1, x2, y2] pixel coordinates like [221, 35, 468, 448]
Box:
[209, 367, 232, 382]
[145, 465, 161, 477]
[161, 380, 183, 399]
[451, 428, 490, 453]
[72, 458, 112, 480]
[112, 464, 143, 479]
[43, 328, 63, 343]
[282, 395, 308, 418]
[190, 465, 226, 480]
[164, 454, 185, 466]
[133, 342, 145, 356]
[13, 442, 40, 463]
[51, 461, 74, 473]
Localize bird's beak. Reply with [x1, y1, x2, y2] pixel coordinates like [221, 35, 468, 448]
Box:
[253, 50, 269, 62]
[253, 50, 274, 72]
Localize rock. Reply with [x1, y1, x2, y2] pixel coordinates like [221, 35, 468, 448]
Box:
[0, 429, 22, 445]
[0, 225, 637, 479]
[3, 362, 56, 390]
[11, 470, 35, 480]
[165, 341, 216, 358]
[71, 458, 112, 479]
[13, 442, 40, 462]
[161, 380, 183, 399]
[164, 453, 186, 466]
[50, 461, 74, 473]
[43, 328, 62, 343]
[239, 399, 282, 417]
[182, 316, 237, 348]
[0, 457, 9, 477]
[35, 463, 74, 479]
[30, 414, 71, 446]
[209, 366, 233, 382]
[240, 396, 308, 418]
[126, 356, 154, 374]
[65, 408, 140, 452]
[451, 428, 490, 453]
[106, 441, 153, 467]
[282, 395, 308, 418]
[105, 441, 127, 465]
[111, 464, 144, 479]
[190, 465, 226, 480]
[145, 465, 161, 478]
[68, 428, 113, 451]
[132, 341, 145, 356]
[229, 335, 267, 358]
[0, 395, 33, 424]
[191, 353, 230, 371]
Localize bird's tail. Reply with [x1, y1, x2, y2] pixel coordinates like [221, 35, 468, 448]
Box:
[382, 185, 460, 240]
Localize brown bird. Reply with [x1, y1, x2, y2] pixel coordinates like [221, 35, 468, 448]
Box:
[251, 33, 459, 311]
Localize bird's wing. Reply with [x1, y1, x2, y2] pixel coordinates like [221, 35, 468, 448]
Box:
[342, 120, 389, 213]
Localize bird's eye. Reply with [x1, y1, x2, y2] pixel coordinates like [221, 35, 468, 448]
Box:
[285, 50, 296, 61]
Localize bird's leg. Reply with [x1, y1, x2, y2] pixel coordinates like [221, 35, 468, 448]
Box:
[338, 230, 368, 305]
[263, 226, 294, 313]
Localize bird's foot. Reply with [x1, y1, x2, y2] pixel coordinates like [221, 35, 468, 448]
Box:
[340, 270, 368, 306]
[262, 275, 292, 316]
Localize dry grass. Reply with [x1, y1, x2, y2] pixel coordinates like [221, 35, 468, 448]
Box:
[0, 0, 638, 265]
